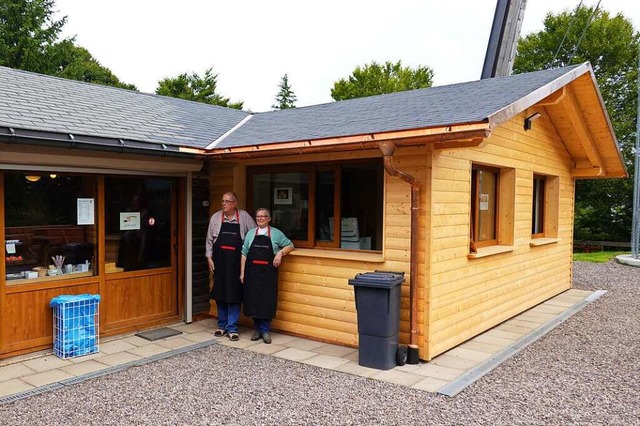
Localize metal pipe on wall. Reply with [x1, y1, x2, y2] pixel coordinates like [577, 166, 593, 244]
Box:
[379, 141, 420, 364]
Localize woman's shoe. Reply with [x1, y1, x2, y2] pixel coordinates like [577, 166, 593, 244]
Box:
[251, 330, 261, 341]
[214, 329, 227, 338]
[261, 332, 272, 344]
[228, 332, 239, 341]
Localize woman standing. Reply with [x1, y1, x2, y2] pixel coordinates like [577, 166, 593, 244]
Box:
[240, 208, 294, 344]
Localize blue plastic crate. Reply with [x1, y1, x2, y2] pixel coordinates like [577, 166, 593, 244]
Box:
[50, 294, 100, 359]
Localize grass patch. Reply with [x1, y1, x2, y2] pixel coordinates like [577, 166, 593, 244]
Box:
[573, 251, 628, 263]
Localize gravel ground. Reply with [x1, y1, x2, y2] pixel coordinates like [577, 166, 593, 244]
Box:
[1, 260, 639, 425]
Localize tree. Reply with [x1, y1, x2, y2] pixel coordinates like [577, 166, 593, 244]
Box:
[272, 73, 297, 110]
[513, 6, 639, 241]
[156, 68, 243, 109]
[0, 0, 137, 89]
[331, 60, 434, 101]
[0, 0, 67, 73]
[50, 40, 137, 90]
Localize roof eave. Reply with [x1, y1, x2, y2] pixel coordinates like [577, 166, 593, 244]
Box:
[206, 123, 491, 159]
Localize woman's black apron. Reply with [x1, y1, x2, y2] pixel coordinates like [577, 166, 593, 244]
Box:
[243, 228, 278, 319]
[211, 211, 243, 303]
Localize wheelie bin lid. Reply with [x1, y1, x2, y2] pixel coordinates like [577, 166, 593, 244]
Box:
[348, 271, 405, 289]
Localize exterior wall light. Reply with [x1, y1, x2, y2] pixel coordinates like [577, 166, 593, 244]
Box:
[524, 112, 542, 130]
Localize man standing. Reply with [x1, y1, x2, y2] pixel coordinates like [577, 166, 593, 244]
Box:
[205, 192, 256, 341]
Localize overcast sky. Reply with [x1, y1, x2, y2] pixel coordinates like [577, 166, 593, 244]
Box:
[53, 0, 639, 112]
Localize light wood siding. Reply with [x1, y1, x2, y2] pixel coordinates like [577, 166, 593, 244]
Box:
[428, 110, 575, 358]
[208, 147, 430, 356]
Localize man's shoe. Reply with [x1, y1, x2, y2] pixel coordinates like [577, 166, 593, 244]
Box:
[228, 332, 239, 342]
[214, 329, 227, 338]
[261, 332, 272, 344]
[251, 330, 261, 341]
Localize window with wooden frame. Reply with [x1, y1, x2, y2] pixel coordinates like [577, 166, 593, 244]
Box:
[470, 165, 499, 251]
[247, 160, 383, 251]
[469, 164, 515, 254]
[531, 174, 559, 240]
[532, 174, 546, 237]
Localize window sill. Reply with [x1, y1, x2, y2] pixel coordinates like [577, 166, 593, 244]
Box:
[289, 248, 385, 263]
[529, 238, 559, 247]
[467, 245, 514, 259]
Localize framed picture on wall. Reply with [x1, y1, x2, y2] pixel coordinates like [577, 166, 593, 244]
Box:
[274, 187, 292, 205]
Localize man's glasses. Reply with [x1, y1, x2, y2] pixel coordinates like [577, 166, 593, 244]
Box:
[256, 215, 269, 218]
[221, 199, 236, 204]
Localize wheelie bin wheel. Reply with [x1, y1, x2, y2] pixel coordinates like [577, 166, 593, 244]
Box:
[396, 344, 408, 366]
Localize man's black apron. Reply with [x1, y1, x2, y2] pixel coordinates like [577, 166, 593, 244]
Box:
[211, 211, 243, 303]
[243, 227, 278, 319]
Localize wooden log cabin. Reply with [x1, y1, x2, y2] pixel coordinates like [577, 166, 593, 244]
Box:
[0, 62, 626, 360]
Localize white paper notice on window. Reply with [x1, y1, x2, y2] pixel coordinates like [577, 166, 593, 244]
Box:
[77, 198, 95, 225]
[120, 212, 141, 230]
[5, 243, 16, 254]
[480, 194, 489, 211]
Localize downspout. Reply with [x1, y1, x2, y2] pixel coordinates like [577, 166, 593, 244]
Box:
[379, 141, 420, 364]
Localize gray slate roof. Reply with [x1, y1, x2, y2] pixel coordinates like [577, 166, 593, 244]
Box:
[0, 66, 250, 149]
[216, 65, 581, 149]
[0, 64, 582, 152]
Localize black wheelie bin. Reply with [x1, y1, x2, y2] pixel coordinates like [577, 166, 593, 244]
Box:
[349, 271, 407, 370]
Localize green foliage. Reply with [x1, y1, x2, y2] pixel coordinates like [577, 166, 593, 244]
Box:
[514, 6, 639, 242]
[272, 73, 297, 110]
[156, 68, 243, 109]
[0, 0, 136, 89]
[49, 40, 137, 90]
[0, 0, 66, 73]
[330, 60, 434, 101]
[573, 251, 627, 263]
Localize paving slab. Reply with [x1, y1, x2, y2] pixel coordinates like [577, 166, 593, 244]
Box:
[60, 360, 111, 376]
[22, 356, 73, 373]
[300, 354, 351, 369]
[370, 369, 424, 387]
[99, 340, 137, 355]
[429, 354, 481, 370]
[127, 343, 172, 358]
[272, 348, 316, 362]
[313, 343, 357, 358]
[21, 369, 74, 387]
[0, 363, 36, 382]
[334, 361, 379, 378]
[98, 352, 143, 367]
[444, 347, 494, 363]
[156, 337, 197, 350]
[245, 343, 288, 355]
[284, 338, 326, 351]
[121, 335, 156, 347]
[183, 331, 217, 343]
[0, 379, 34, 397]
[413, 363, 466, 381]
[169, 323, 209, 334]
[412, 376, 449, 392]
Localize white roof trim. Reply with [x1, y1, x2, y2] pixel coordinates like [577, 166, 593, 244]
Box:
[205, 114, 254, 150]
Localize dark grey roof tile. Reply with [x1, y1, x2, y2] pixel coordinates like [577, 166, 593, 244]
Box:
[0, 66, 250, 149]
[216, 65, 580, 148]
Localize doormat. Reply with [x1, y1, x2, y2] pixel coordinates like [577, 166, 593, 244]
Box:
[135, 327, 183, 341]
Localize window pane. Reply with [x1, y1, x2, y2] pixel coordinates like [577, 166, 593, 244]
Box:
[532, 176, 545, 235]
[4, 172, 97, 282]
[105, 177, 173, 272]
[253, 172, 309, 241]
[477, 169, 497, 242]
[340, 162, 383, 250]
[315, 171, 335, 242]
